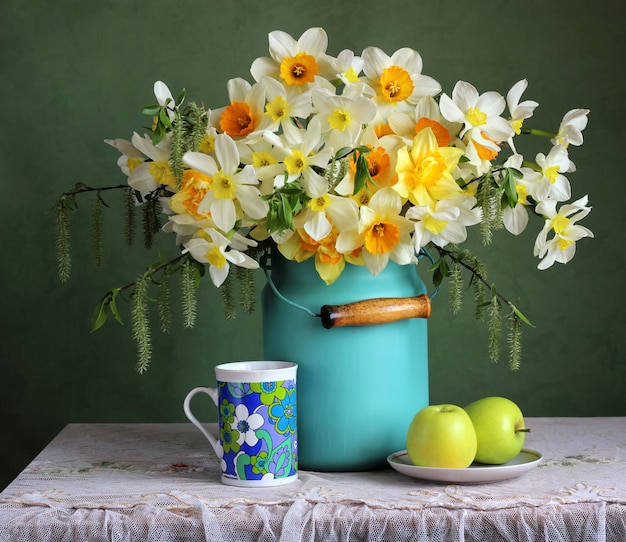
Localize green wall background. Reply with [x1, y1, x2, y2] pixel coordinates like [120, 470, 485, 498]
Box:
[1, 0, 624, 489]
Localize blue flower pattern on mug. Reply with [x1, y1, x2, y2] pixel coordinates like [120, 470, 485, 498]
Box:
[217, 379, 297, 482]
[269, 388, 297, 435]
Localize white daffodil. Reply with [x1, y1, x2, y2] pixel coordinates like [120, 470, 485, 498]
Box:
[311, 86, 377, 149]
[336, 187, 414, 275]
[210, 78, 266, 142]
[439, 81, 514, 160]
[125, 132, 176, 197]
[506, 79, 538, 152]
[553, 108, 590, 147]
[360, 46, 441, 122]
[263, 115, 332, 198]
[406, 194, 481, 250]
[334, 125, 404, 198]
[235, 138, 285, 196]
[104, 137, 146, 177]
[184, 228, 259, 287]
[531, 144, 573, 202]
[295, 192, 359, 242]
[260, 76, 313, 134]
[183, 134, 268, 233]
[507, 79, 538, 135]
[533, 196, 593, 270]
[389, 96, 462, 148]
[329, 48, 367, 89]
[250, 27, 332, 88]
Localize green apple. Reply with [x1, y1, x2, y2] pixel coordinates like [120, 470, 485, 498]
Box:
[406, 404, 477, 468]
[464, 396, 529, 465]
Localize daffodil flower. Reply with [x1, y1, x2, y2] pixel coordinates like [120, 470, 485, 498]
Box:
[329, 48, 366, 88]
[259, 76, 313, 133]
[507, 80, 538, 135]
[251, 27, 332, 88]
[312, 86, 377, 149]
[184, 228, 259, 288]
[104, 137, 146, 177]
[389, 96, 462, 148]
[439, 81, 514, 161]
[530, 144, 573, 202]
[161, 212, 215, 246]
[361, 46, 441, 122]
[211, 78, 266, 141]
[295, 192, 359, 242]
[263, 116, 332, 198]
[406, 194, 481, 250]
[533, 196, 593, 269]
[235, 138, 285, 196]
[394, 128, 464, 208]
[183, 134, 268, 232]
[336, 187, 414, 276]
[334, 125, 403, 197]
[126, 132, 177, 197]
[553, 108, 590, 147]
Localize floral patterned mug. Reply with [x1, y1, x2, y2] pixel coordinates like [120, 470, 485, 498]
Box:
[183, 361, 297, 487]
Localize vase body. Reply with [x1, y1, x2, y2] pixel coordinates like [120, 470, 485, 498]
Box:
[261, 256, 429, 471]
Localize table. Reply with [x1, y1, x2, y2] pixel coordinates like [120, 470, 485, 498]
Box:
[1, 419, 625, 541]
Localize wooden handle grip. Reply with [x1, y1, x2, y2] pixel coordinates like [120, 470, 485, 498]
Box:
[320, 295, 431, 329]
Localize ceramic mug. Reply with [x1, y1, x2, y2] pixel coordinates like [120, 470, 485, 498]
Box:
[183, 361, 298, 487]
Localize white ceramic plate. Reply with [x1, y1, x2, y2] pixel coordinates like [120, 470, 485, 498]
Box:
[387, 449, 542, 484]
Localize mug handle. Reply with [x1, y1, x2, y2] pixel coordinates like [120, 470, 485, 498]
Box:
[183, 387, 220, 455]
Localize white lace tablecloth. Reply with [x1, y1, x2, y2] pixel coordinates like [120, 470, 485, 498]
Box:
[1, 418, 625, 541]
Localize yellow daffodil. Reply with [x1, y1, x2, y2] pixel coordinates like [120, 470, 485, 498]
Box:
[394, 128, 464, 208]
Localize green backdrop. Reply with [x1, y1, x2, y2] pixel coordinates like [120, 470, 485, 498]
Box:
[1, 0, 624, 489]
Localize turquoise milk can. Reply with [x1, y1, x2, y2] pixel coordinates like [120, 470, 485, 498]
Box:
[261, 254, 430, 471]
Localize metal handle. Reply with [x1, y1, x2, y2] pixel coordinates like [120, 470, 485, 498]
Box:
[320, 294, 431, 329]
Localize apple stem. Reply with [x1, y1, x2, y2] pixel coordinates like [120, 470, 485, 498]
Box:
[516, 428, 531, 433]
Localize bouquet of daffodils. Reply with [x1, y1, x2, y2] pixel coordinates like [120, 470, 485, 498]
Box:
[56, 27, 593, 371]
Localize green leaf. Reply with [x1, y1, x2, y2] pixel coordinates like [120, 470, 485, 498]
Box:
[159, 107, 172, 129]
[502, 169, 519, 208]
[429, 257, 450, 289]
[509, 303, 535, 327]
[91, 298, 110, 332]
[141, 104, 161, 116]
[334, 146, 352, 160]
[108, 291, 124, 325]
[175, 87, 186, 106]
[353, 152, 372, 195]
